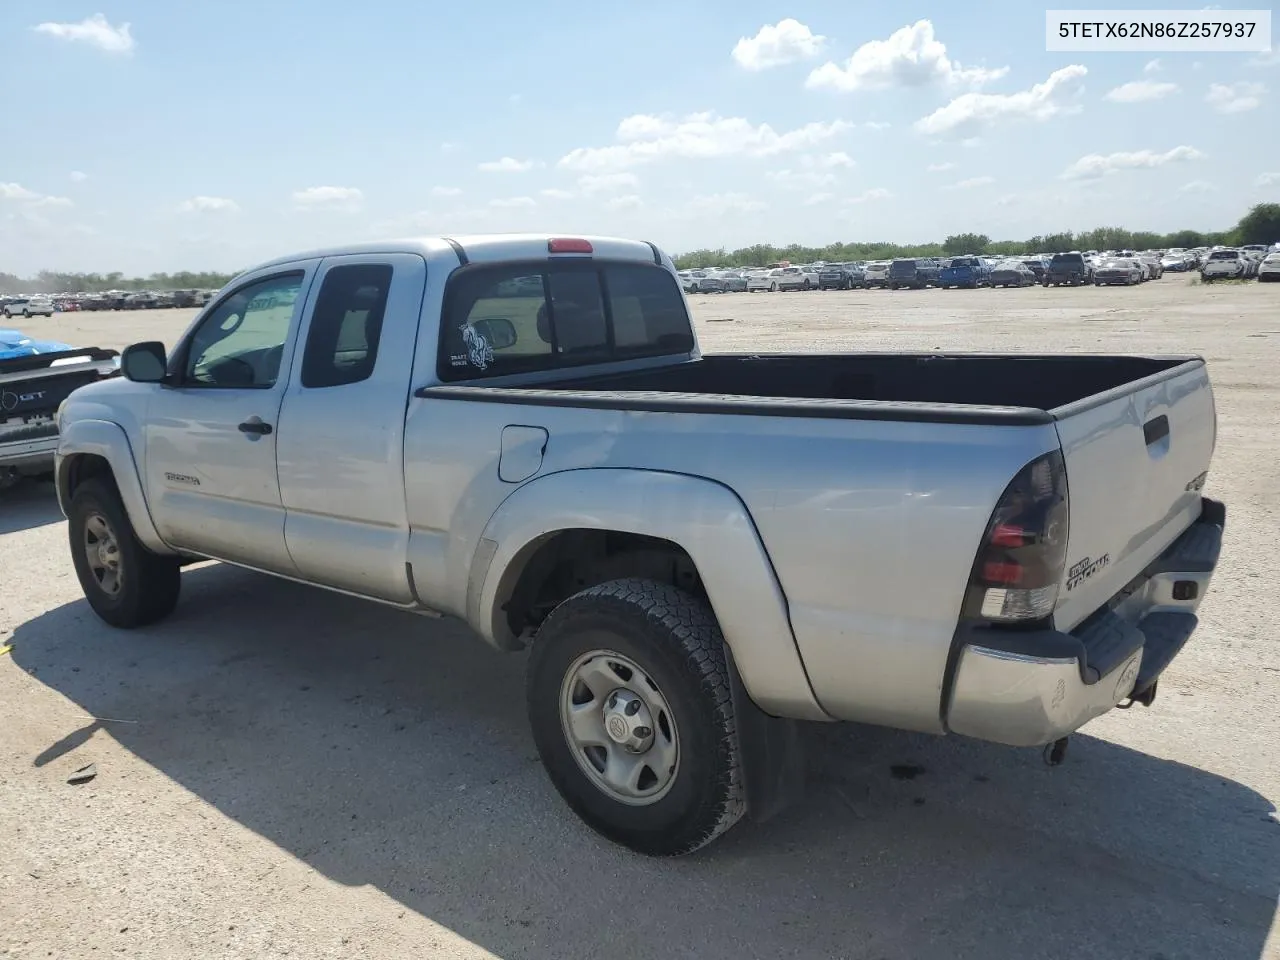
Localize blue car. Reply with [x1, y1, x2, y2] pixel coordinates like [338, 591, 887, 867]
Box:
[937, 256, 991, 289]
[1, 328, 120, 487]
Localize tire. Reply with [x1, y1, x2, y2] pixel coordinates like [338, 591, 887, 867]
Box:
[68, 477, 181, 628]
[527, 578, 745, 857]
[22, 310, 30, 318]
[770, 282, 778, 292]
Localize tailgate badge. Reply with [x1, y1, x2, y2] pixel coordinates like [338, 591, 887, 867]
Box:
[1066, 554, 1110, 591]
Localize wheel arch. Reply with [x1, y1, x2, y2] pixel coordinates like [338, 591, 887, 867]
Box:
[469, 468, 828, 721]
[57, 419, 174, 555]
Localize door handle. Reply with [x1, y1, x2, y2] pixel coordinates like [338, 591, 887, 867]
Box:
[238, 417, 273, 436]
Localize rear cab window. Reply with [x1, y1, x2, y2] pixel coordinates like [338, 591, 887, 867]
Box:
[439, 260, 694, 381]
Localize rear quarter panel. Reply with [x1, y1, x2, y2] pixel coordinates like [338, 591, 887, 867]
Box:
[404, 395, 1059, 732]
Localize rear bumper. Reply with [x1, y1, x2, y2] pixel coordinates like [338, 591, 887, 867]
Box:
[945, 497, 1225, 747]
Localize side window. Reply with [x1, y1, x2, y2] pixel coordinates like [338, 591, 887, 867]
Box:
[182, 272, 303, 388]
[444, 267, 551, 375]
[300, 264, 393, 388]
[603, 263, 693, 354]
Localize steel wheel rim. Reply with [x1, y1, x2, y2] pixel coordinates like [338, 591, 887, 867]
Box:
[83, 512, 123, 597]
[559, 649, 680, 806]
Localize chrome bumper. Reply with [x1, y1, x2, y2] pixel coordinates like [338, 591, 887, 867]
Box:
[945, 497, 1225, 747]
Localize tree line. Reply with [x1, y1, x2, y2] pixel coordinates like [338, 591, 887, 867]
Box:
[671, 202, 1279, 269]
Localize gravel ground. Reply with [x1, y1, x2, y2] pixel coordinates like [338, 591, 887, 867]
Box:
[2, 279, 1278, 960]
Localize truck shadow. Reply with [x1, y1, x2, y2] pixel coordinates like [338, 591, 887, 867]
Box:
[12, 562, 1279, 960]
[0, 478, 63, 534]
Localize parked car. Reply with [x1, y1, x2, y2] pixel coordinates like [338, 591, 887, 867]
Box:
[745, 270, 774, 293]
[1257, 252, 1280, 282]
[863, 261, 891, 288]
[818, 263, 865, 290]
[1020, 258, 1049, 281]
[766, 266, 812, 291]
[715, 271, 749, 293]
[938, 256, 990, 289]
[989, 259, 1037, 287]
[1093, 259, 1144, 286]
[887, 258, 938, 289]
[1, 328, 120, 489]
[1043, 253, 1092, 286]
[56, 231, 1225, 856]
[2, 296, 55, 319]
[1201, 249, 1248, 281]
[1161, 254, 1192, 272]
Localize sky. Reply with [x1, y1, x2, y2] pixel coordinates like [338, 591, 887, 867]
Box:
[1, 1, 1276, 275]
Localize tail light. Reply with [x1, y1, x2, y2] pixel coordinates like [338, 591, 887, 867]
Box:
[960, 450, 1069, 624]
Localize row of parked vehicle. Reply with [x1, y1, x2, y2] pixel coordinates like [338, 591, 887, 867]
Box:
[678, 243, 1280, 294]
[0, 289, 216, 317]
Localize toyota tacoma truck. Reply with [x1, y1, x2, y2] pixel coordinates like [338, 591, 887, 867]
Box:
[54, 234, 1225, 856]
[1, 328, 119, 490]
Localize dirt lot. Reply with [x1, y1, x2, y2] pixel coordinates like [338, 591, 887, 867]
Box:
[3, 279, 1278, 960]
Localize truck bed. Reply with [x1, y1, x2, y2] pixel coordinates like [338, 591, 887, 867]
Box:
[425, 352, 1198, 421]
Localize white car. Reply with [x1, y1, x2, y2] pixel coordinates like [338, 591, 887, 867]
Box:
[863, 261, 891, 288]
[3, 296, 55, 318]
[1201, 249, 1248, 281]
[1257, 252, 1280, 282]
[745, 270, 774, 292]
[764, 266, 812, 292]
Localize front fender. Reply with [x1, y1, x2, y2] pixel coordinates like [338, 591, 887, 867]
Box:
[56, 418, 174, 555]
[471, 468, 829, 722]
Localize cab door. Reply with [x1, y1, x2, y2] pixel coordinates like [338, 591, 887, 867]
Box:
[143, 264, 318, 574]
[274, 253, 427, 602]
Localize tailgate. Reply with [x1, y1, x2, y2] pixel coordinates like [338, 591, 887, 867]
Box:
[1052, 360, 1216, 631]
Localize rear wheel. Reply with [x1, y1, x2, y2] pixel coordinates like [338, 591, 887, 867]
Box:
[68, 478, 181, 628]
[527, 578, 744, 856]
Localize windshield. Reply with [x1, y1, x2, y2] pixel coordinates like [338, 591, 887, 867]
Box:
[1209, 251, 1237, 260]
[1051, 254, 1084, 265]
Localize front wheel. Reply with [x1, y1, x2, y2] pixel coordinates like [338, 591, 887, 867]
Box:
[527, 579, 745, 856]
[68, 478, 182, 628]
[769, 282, 778, 292]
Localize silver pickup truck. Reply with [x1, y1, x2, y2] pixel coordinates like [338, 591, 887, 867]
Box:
[55, 234, 1225, 856]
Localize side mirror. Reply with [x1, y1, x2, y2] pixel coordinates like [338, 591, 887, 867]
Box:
[120, 341, 168, 383]
[471, 318, 517, 350]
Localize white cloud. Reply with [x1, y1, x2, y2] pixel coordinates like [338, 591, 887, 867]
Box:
[291, 186, 364, 210]
[1248, 50, 1280, 68]
[914, 65, 1087, 138]
[864, 121, 891, 130]
[430, 186, 462, 197]
[927, 161, 955, 172]
[605, 194, 643, 211]
[1104, 80, 1179, 103]
[846, 188, 891, 203]
[1204, 81, 1264, 113]
[489, 196, 536, 208]
[1, 183, 72, 208]
[806, 20, 1007, 93]
[804, 192, 836, 206]
[1061, 146, 1203, 180]
[577, 172, 640, 195]
[0, 183, 41, 201]
[767, 168, 837, 189]
[539, 188, 576, 200]
[559, 111, 853, 171]
[815, 151, 855, 168]
[177, 196, 240, 214]
[1255, 171, 1280, 186]
[33, 13, 134, 55]
[732, 19, 825, 70]
[1144, 59, 1163, 73]
[1177, 180, 1217, 194]
[947, 175, 995, 189]
[69, 171, 88, 183]
[478, 156, 538, 173]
